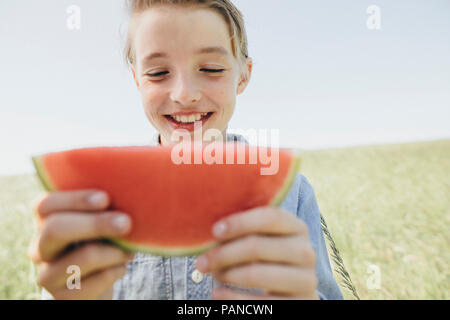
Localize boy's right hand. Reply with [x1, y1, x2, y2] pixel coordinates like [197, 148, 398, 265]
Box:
[28, 190, 134, 300]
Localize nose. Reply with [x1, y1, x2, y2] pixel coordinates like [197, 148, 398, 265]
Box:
[170, 72, 201, 105]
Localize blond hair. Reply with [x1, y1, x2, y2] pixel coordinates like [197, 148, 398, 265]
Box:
[124, 0, 249, 70]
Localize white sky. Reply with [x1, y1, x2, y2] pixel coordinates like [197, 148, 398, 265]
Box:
[1, 0, 449, 175]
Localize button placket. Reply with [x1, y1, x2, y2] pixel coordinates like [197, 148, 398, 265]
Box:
[191, 269, 204, 283]
[186, 256, 212, 299]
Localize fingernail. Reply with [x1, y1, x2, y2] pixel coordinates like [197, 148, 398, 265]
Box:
[196, 256, 208, 271]
[112, 215, 131, 233]
[213, 221, 227, 238]
[88, 192, 107, 206]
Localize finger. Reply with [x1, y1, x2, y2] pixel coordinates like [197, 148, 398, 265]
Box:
[38, 243, 135, 291]
[212, 287, 283, 300]
[197, 235, 315, 273]
[35, 212, 131, 262]
[212, 207, 308, 241]
[49, 265, 128, 300]
[212, 287, 318, 300]
[98, 288, 115, 300]
[36, 190, 110, 219]
[212, 263, 317, 296]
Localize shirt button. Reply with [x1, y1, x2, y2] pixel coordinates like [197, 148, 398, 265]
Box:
[191, 269, 204, 284]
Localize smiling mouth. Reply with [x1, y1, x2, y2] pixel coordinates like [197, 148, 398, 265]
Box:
[164, 112, 214, 126]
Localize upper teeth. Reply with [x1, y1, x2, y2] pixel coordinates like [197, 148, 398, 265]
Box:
[172, 113, 208, 123]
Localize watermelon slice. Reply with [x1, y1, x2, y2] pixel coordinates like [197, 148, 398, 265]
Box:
[32, 142, 300, 256]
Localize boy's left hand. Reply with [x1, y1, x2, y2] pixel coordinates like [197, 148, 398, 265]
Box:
[195, 207, 319, 300]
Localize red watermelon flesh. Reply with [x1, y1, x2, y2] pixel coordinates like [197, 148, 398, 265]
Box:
[32, 142, 300, 256]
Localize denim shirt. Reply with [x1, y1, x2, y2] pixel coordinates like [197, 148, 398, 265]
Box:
[41, 134, 343, 300]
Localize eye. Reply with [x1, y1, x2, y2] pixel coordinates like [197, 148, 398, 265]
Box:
[147, 71, 169, 77]
[146, 68, 225, 79]
[201, 68, 225, 73]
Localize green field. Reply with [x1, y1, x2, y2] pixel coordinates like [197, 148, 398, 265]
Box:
[0, 139, 449, 299]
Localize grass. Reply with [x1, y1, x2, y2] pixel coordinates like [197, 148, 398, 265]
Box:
[0, 139, 448, 299]
[300, 139, 450, 299]
[0, 174, 42, 299]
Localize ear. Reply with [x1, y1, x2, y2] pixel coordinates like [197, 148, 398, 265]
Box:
[131, 64, 140, 90]
[237, 57, 253, 95]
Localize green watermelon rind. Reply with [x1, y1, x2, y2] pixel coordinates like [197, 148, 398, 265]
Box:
[270, 152, 302, 206]
[31, 151, 301, 257]
[32, 155, 55, 191]
[104, 238, 219, 257]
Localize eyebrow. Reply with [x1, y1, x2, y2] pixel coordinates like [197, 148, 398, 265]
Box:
[142, 46, 229, 65]
[195, 46, 229, 56]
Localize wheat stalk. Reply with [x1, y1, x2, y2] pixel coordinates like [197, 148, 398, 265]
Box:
[320, 214, 360, 300]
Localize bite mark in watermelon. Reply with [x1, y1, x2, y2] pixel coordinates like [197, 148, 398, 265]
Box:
[32, 142, 301, 256]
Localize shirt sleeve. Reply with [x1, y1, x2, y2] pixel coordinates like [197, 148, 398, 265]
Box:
[41, 287, 54, 300]
[296, 174, 344, 300]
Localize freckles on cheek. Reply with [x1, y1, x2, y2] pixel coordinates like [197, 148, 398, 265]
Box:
[140, 88, 161, 118]
[208, 81, 234, 102]
[141, 84, 159, 104]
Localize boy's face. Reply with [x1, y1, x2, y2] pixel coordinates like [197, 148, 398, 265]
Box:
[130, 5, 252, 145]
